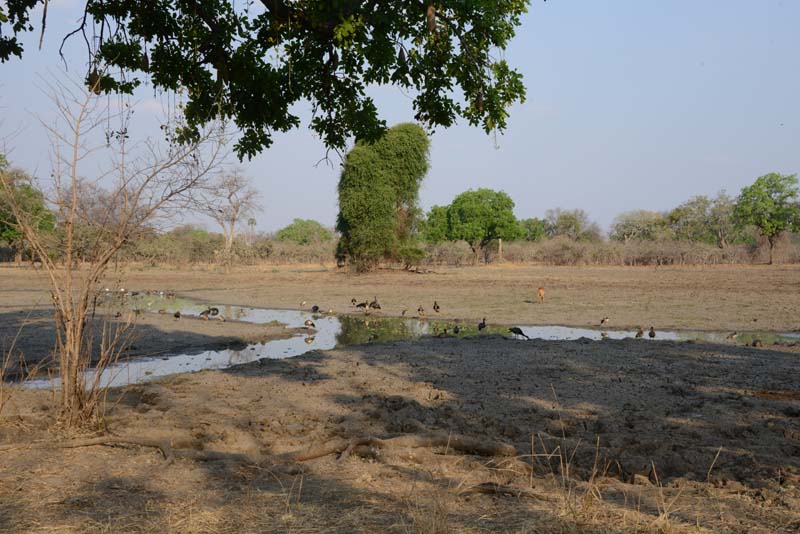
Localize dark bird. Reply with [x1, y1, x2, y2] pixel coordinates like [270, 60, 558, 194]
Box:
[369, 296, 381, 310]
[453, 325, 460, 334]
[509, 327, 529, 339]
[433, 301, 440, 313]
[208, 307, 219, 316]
[417, 305, 425, 318]
[648, 326, 656, 339]
[356, 301, 369, 310]
[751, 339, 763, 347]
[600, 316, 610, 326]
[311, 305, 320, 313]
[401, 309, 407, 316]
[174, 311, 181, 319]
[635, 326, 644, 338]
[726, 332, 738, 340]
[200, 308, 211, 319]
[114, 311, 122, 318]
[478, 317, 487, 331]
[351, 298, 358, 306]
[304, 319, 316, 328]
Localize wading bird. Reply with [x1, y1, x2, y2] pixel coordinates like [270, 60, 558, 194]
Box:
[509, 327, 529, 339]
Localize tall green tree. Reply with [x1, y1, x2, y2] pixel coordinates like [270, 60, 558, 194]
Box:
[0, 165, 55, 263]
[276, 218, 333, 245]
[447, 188, 522, 263]
[422, 205, 449, 244]
[336, 123, 430, 270]
[734, 173, 800, 264]
[519, 217, 547, 242]
[1, 1, 528, 159]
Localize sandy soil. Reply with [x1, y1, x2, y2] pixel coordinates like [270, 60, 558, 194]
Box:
[1, 264, 799, 533]
[2, 336, 800, 533]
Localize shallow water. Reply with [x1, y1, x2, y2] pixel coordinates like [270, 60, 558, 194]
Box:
[22, 295, 799, 389]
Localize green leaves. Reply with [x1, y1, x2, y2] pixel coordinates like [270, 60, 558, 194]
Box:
[0, 0, 530, 159]
[337, 123, 430, 270]
[734, 173, 799, 241]
[447, 188, 522, 250]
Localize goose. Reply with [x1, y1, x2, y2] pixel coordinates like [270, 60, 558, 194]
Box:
[635, 326, 644, 338]
[369, 296, 381, 310]
[600, 317, 610, 326]
[478, 318, 487, 331]
[433, 301, 440, 313]
[509, 327, 529, 339]
[304, 319, 316, 328]
[351, 298, 358, 306]
[174, 311, 181, 319]
[209, 307, 220, 316]
[453, 325, 460, 334]
[648, 326, 656, 339]
[217, 315, 226, 322]
[311, 305, 320, 313]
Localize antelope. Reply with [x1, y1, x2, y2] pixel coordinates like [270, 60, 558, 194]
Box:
[537, 287, 545, 303]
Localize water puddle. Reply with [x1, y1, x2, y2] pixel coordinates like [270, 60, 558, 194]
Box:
[21, 295, 799, 388]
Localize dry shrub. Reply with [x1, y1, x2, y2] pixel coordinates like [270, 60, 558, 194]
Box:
[263, 239, 337, 265]
[421, 241, 474, 267]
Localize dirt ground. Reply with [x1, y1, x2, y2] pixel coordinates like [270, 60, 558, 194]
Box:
[1, 264, 799, 533]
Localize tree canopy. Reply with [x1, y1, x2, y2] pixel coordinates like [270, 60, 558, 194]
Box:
[734, 173, 799, 263]
[545, 208, 602, 242]
[447, 188, 522, 261]
[1, 1, 529, 159]
[0, 165, 55, 260]
[276, 218, 333, 245]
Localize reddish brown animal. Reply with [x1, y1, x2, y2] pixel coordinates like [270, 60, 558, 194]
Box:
[537, 287, 545, 304]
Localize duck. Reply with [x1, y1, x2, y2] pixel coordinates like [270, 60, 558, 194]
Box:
[600, 316, 610, 326]
[635, 326, 644, 338]
[208, 307, 219, 316]
[648, 326, 656, 339]
[433, 301, 440, 313]
[453, 325, 460, 335]
[351, 298, 358, 306]
[304, 319, 315, 328]
[174, 311, 181, 319]
[311, 305, 320, 313]
[509, 327, 529, 339]
[478, 317, 487, 331]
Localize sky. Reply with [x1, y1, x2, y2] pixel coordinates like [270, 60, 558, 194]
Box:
[1, 0, 798, 234]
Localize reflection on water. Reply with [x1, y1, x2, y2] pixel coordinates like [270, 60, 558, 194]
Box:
[22, 295, 799, 389]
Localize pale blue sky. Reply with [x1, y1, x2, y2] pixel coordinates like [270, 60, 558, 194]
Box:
[1, 0, 798, 233]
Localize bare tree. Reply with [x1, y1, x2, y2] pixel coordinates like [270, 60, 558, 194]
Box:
[194, 170, 261, 272]
[0, 76, 225, 428]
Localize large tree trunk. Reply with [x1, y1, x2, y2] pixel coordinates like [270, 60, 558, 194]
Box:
[768, 236, 775, 265]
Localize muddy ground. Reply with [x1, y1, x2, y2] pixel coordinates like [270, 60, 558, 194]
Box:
[1, 265, 799, 533]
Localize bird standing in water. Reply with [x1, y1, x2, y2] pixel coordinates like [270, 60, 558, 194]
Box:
[509, 327, 529, 339]
[304, 319, 315, 328]
[600, 316, 610, 326]
[635, 326, 644, 338]
[648, 326, 656, 339]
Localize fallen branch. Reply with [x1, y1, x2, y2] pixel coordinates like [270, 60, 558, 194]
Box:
[273, 432, 517, 464]
[458, 482, 557, 502]
[60, 436, 176, 463]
